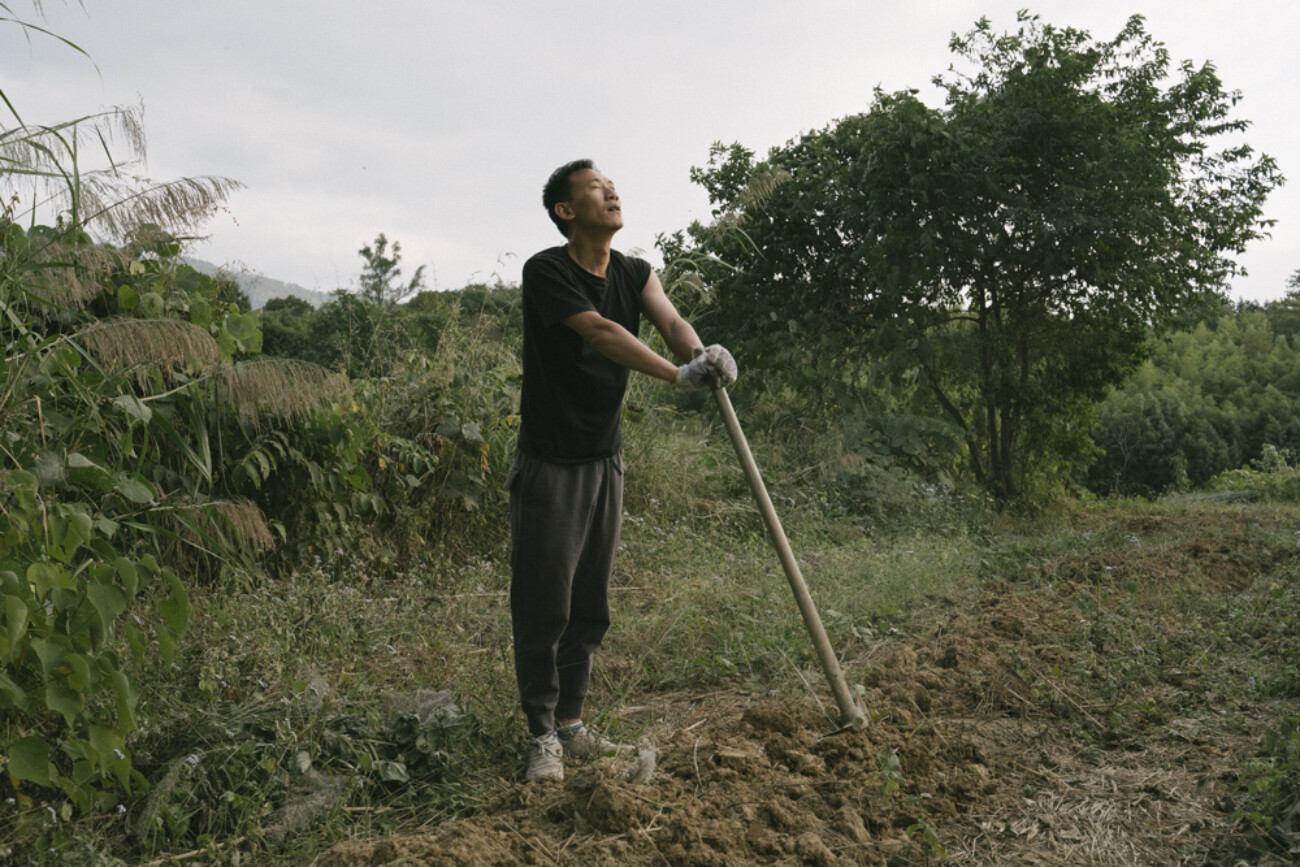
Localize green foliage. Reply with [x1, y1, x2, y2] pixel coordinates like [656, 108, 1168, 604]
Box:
[258, 294, 315, 359]
[357, 233, 426, 308]
[907, 820, 947, 859]
[407, 282, 523, 347]
[232, 300, 520, 570]
[1090, 306, 1300, 495]
[261, 278, 522, 382]
[1205, 445, 1300, 502]
[10, 5, 1300, 861]
[678, 12, 1282, 502]
[0, 225, 209, 836]
[241, 277, 524, 568]
[259, 234, 437, 377]
[98, 224, 262, 360]
[0, 472, 192, 811]
[2, 13, 221, 823]
[873, 748, 904, 797]
[120, 687, 484, 854]
[259, 233, 434, 376]
[1264, 270, 1300, 338]
[1234, 716, 1300, 853]
[0, 217, 346, 846]
[0, 16, 340, 841]
[301, 289, 410, 377]
[350, 309, 520, 559]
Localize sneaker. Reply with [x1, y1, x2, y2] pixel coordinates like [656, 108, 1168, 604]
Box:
[555, 721, 630, 760]
[525, 731, 563, 782]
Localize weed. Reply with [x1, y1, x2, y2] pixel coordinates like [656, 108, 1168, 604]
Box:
[907, 820, 948, 859]
[1234, 716, 1300, 853]
[873, 748, 905, 798]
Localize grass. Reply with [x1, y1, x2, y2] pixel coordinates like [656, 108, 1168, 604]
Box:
[6, 416, 1300, 862]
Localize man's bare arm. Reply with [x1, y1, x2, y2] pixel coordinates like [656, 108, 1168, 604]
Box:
[563, 271, 709, 384]
[640, 271, 702, 362]
[563, 310, 680, 383]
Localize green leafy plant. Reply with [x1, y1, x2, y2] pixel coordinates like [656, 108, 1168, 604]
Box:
[873, 747, 904, 797]
[1207, 444, 1300, 502]
[0, 12, 351, 850]
[0, 474, 192, 813]
[1234, 716, 1300, 853]
[907, 820, 947, 859]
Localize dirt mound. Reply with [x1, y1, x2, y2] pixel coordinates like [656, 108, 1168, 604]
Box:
[322, 696, 981, 866]
[317, 593, 1238, 866]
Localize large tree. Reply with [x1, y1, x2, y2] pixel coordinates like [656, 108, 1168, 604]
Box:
[682, 13, 1282, 499]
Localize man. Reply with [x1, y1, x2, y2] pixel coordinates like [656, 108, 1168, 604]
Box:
[509, 159, 737, 782]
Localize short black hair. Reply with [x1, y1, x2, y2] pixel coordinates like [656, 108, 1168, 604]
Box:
[543, 158, 595, 237]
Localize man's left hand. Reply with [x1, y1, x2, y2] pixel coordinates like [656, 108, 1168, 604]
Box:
[676, 345, 738, 389]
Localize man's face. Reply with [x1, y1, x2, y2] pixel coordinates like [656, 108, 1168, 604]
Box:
[558, 168, 623, 235]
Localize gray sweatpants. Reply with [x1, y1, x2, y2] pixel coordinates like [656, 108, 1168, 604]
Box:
[507, 450, 623, 736]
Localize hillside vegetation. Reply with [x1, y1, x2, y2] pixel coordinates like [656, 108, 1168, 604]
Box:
[183, 258, 332, 312]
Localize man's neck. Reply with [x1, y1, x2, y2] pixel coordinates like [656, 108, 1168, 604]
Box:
[566, 231, 615, 278]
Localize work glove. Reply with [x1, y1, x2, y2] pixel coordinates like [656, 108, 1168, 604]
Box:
[676, 344, 738, 389]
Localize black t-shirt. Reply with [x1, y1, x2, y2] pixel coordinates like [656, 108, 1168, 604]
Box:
[516, 246, 652, 463]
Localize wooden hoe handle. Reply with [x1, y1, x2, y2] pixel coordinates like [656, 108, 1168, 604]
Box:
[701, 356, 867, 730]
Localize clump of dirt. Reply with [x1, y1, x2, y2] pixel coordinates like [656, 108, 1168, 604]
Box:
[322, 696, 974, 866]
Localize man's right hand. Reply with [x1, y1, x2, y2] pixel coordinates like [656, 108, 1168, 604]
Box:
[676, 345, 738, 389]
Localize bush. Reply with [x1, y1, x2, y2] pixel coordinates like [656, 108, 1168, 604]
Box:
[1206, 445, 1300, 502]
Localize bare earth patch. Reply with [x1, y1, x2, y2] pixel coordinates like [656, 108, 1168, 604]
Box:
[321, 510, 1299, 865]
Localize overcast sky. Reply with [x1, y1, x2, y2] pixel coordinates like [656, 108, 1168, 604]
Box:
[3, 1, 1296, 303]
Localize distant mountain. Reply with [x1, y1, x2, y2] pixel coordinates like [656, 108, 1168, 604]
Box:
[183, 257, 334, 310]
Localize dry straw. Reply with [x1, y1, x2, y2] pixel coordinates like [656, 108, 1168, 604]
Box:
[198, 498, 276, 553]
[78, 317, 222, 379]
[80, 174, 245, 241]
[6, 239, 115, 313]
[0, 106, 148, 192]
[162, 498, 276, 563]
[214, 358, 348, 424]
[704, 165, 792, 238]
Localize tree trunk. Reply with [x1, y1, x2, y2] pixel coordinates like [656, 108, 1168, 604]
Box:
[982, 297, 1005, 498]
[922, 361, 984, 485]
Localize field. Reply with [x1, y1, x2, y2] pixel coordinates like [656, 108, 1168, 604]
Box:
[96, 460, 1298, 867]
[301, 500, 1298, 867]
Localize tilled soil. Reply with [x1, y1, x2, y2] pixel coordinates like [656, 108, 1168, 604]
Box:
[323, 511, 1299, 866]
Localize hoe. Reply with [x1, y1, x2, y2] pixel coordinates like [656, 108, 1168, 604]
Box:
[701, 352, 867, 731]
